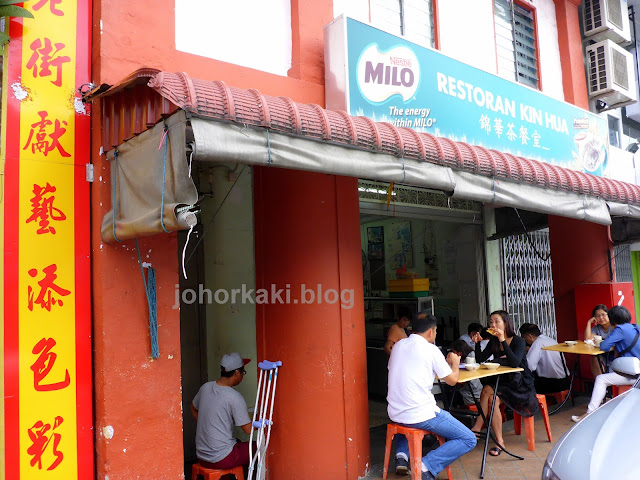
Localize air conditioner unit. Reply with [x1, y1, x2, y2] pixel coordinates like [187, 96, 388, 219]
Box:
[583, 0, 631, 45]
[586, 39, 637, 110]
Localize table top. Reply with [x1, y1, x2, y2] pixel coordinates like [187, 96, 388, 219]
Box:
[457, 365, 523, 383]
[542, 341, 606, 355]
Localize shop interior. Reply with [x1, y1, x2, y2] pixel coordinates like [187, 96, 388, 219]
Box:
[358, 181, 487, 428]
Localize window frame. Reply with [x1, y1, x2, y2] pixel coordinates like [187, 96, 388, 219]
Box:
[492, 0, 542, 90]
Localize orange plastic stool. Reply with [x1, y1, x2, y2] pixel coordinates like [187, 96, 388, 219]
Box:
[545, 389, 569, 405]
[191, 463, 244, 480]
[382, 423, 453, 480]
[466, 402, 507, 424]
[513, 394, 552, 451]
[612, 384, 632, 397]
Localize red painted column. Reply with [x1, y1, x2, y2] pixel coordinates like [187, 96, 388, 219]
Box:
[553, 0, 589, 109]
[91, 102, 185, 479]
[548, 215, 612, 342]
[253, 167, 370, 480]
[289, 0, 334, 84]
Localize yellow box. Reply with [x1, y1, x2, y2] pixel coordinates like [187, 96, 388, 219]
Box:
[388, 278, 430, 292]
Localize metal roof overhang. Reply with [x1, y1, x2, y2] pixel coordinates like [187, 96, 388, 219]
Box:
[90, 70, 640, 243]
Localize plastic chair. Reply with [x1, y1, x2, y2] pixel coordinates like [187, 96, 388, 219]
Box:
[512, 394, 552, 451]
[612, 384, 632, 397]
[191, 463, 244, 480]
[382, 423, 453, 480]
[545, 389, 570, 405]
[465, 402, 507, 424]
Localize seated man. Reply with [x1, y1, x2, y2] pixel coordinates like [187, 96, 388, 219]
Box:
[459, 323, 484, 349]
[572, 306, 640, 422]
[388, 315, 476, 479]
[449, 339, 483, 407]
[519, 323, 569, 394]
[191, 352, 255, 471]
[384, 307, 412, 355]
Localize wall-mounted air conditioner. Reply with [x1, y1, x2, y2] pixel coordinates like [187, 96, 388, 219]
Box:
[583, 0, 631, 45]
[586, 39, 637, 110]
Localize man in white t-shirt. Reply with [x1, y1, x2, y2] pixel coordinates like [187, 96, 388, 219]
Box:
[388, 315, 476, 480]
[519, 324, 569, 394]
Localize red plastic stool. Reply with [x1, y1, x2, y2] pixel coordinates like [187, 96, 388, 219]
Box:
[612, 384, 632, 397]
[382, 423, 453, 480]
[513, 394, 552, 451]
[191, 463, 244, 480]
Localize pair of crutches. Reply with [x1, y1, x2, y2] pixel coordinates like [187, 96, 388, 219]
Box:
[248, 360, 282, 480]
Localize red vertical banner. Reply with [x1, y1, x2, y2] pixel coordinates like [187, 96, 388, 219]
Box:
[2, 1, 93, 479]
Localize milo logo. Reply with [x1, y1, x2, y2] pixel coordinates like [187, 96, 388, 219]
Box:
[357, 44, 420, 103]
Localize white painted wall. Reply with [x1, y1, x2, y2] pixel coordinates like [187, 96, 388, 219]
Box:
[175, 0, 292, 76]
[437, 0, 497, 74]
[201, 165, 257, 412]
[536, 0, 564, 101]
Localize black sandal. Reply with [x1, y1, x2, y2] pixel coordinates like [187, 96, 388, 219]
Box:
[489, 447, 502, 457]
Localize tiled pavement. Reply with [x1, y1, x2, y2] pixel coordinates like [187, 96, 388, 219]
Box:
[364, 397, 588, 480]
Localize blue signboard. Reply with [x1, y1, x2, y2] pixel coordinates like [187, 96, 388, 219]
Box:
[344, 18, 609, 176]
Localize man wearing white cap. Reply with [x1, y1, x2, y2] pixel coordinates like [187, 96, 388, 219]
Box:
[191, 352, 255, 471]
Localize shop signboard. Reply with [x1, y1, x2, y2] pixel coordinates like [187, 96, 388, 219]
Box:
[3, 0, 92, 478]
[325, 17, 609, 177]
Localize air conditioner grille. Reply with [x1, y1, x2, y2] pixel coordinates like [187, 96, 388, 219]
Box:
[584, 0, 602, 31]
[611, 47, 629, 89]
[588, 46, 608, 93]
[606, 0, 623, 30]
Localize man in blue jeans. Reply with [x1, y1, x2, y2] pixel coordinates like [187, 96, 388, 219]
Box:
[388, 315, 476, 479]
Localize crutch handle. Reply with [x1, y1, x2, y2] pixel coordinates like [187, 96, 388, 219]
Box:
[258, 360, 282, 370]
[253, 419, 273, 429]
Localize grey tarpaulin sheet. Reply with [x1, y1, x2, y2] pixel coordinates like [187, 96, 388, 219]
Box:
[451, 171, 612, 225]
[101, 111, 198, 243]
[103, 113, 640, 237]
[190, 118, 457, 193]
[190, 118, 614, 225]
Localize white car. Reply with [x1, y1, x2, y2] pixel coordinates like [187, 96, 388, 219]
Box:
[542, 357, 640, 480]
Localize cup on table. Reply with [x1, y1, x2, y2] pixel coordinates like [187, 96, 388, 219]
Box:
[593, 335, 602, 346]
[465, 355, 475, 364]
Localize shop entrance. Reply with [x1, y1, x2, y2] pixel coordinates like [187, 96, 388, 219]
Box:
[177, 164, 258, 478]
[357, 180, 487, 430]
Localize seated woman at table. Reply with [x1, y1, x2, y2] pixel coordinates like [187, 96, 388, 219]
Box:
[584, 304, 615, 378]
[572, 305, 640, 423]
[470, 310, 538, 457]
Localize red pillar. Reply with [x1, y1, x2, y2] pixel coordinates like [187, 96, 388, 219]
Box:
[554, 0, 589, 109]
[288, 0, 333, 84]
[548, 215, 612, 342]
[253, 168, 370, 480]
[91, 102, 185, 479]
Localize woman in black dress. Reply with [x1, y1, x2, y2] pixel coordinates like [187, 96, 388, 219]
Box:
[469, 310, 538, 456]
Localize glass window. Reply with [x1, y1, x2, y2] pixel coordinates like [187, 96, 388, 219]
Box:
[494, 0, 539, 89]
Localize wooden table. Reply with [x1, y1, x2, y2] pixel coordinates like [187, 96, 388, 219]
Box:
[542, 340, 607, 356]
[456, 365, 524, 479]
[542, 341, 610, 413]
